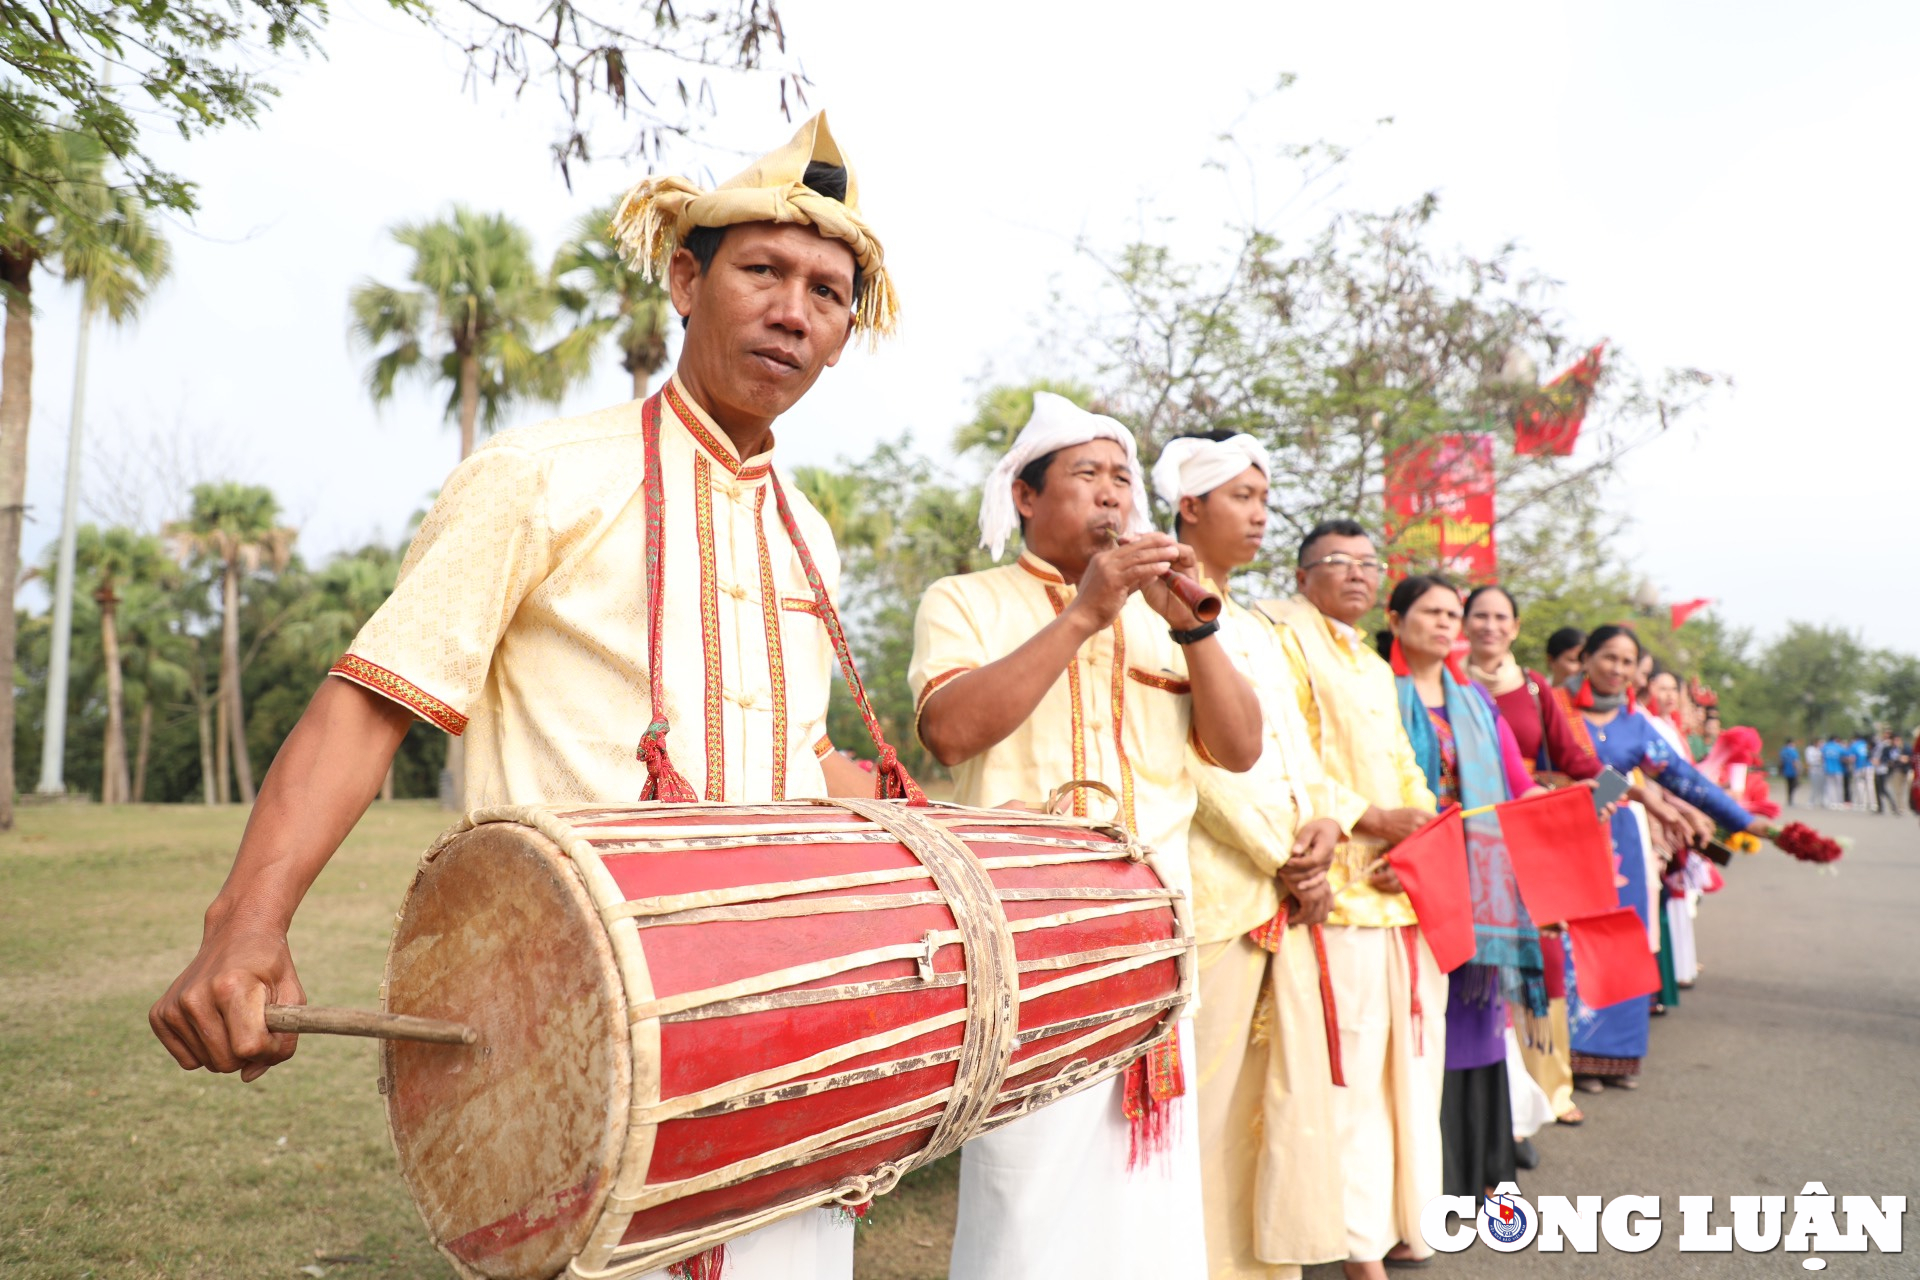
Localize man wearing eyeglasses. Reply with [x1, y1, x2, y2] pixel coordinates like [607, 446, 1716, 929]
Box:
[1261, 519, 1443, 1280]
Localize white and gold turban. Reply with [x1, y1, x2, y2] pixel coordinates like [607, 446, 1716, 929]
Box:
[1150, 433, 1270, 510]
[978, 392, 1151, 561]
[611, 111, 897, 340]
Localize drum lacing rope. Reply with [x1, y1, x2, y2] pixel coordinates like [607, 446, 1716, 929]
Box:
[635, 392, 924, 805]
[818, 797, 1017, 1168]
[831, 1160, 907, 1206]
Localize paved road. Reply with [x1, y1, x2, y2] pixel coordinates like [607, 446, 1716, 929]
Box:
[1305, 798, 1920, 1279]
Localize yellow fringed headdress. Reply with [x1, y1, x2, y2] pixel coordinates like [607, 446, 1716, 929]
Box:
[612, 111, 898, 340]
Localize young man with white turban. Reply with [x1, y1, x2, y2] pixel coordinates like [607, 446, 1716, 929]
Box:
[151, 113, 897, 1280]
[910, 393, 1263, 1280]
[1152, 431, 1370, 1280]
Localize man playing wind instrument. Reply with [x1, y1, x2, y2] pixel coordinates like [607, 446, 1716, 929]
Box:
[909, 393, 1263, 1280]
[1263, 521, 1444, 1279]
[1150, 432, 1372, 1280]
[151, 112, 899, 1280]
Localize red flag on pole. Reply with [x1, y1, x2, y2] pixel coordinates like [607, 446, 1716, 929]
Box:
[1566, 907, 1661, 1009]
[1492, 787, 1617, 926]
[1669, 598, 1713, 629]
[1384, 807, 1475, 972]
[1514, 342, 1606, 456]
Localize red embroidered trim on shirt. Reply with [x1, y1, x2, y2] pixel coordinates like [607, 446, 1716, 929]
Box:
[331, 655, 468, 736]
[756, 486, 789, 801]
[1127, 667, 1191, 695]
[665, 380, 772, 482]
[694, 453, 725, 800]
[1043, 586, 1090, 818]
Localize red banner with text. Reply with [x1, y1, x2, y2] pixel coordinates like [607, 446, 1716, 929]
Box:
[1383, 432, 1498, 581]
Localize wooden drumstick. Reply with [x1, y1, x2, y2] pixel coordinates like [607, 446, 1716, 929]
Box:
[266, 1004, 478, 1046]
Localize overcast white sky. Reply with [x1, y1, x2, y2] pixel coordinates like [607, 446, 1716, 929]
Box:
[19, 0, 1919, 651]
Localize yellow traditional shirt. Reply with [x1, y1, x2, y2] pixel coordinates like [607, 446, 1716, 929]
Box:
[1187, 590, 1372, 944]
[335, 376, 841, 808]
[908, 552, 1199, 892]
[1262, 596, 1437, 929]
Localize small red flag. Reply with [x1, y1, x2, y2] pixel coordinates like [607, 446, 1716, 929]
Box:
[1566, 907, 1661, 1009]
[1494, 787, 1617, 926]
[1670, 598, 1712, 629]
[1385, 807, 1475, 973]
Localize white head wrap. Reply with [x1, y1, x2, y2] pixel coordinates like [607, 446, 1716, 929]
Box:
[1150, 433, 1270, 510]
[977, 392, 1151, 561]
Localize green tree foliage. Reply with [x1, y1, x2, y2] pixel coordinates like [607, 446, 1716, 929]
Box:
[554, 200, 674, 400]
[166, 483, 296, 803]
[1871, 653, 1920, 739]
[0, 123, 170, 827]
[792, 432, 996, 780]
[1072, 196, 1717, 607]
[352, 206, 597, 463]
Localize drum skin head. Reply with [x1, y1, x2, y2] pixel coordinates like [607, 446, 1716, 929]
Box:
[382, 823, 629, 1280]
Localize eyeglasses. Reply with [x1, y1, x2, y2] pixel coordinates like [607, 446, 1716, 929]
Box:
[1302, 554, 1385, 577]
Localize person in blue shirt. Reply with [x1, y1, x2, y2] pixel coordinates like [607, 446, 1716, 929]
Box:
[1821, 736, 1845, 808]
[1852, 735, 1874, 809]
[1779, 739, 1802, 808]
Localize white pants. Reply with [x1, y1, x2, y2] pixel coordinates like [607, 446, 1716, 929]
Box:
[637, 1213, 852, 1280]
[949, 1018, 1207, 1280]
[1504, 1029, 1555, 1140]
[1321, 926, 1448, 1264]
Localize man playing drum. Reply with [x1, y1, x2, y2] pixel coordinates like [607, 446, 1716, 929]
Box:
[1150, 431, 1368, 1280]
[150, 112, 895, 1280]
[908, 393, 1263, 1280]
[1263, 520, 1442, 1279]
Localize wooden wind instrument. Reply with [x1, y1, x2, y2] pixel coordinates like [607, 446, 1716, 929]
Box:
[1098, 526, 1222, 622]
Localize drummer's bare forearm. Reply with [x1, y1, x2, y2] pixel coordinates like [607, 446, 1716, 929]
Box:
[1181, 636, 1261, 772]
[204, 678, 413, 933]
[918, 608, 1102, 767]
[152, 677, 413, 1077]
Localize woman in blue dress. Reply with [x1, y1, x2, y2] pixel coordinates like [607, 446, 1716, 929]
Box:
[1566, 625, 1758, 1089]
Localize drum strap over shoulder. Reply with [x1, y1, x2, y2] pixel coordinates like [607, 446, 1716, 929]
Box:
[634, 393, 924, 804]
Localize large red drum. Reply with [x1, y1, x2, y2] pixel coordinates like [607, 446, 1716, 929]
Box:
[378, 797, 1193, 1280]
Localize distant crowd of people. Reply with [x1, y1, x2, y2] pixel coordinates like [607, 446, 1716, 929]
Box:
[1776, 729, 1915, 815]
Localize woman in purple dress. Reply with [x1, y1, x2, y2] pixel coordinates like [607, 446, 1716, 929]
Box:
[1382, 575, 1545, 1201]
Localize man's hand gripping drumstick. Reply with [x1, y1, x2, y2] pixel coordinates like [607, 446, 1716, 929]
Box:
[149, 679, 413, 1081]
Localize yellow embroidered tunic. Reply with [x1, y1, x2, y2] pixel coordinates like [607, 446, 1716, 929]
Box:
[908, 552, 1199, 890]
[1262, 596, 1437, 929]
[1187, 591, 1372, 944]
[335, 377, 841, 808]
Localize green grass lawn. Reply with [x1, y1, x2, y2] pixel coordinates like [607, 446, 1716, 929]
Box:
[0, 803, 958, 1280]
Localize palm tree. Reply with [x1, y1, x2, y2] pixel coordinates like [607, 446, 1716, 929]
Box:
[350, 206, 595, 463]
[117, 577, 192, 804]
[553, 200, 675, 400]
[166, 484, 296, 804]
[72, 527, 174, 802]
[0, 124, 170, 826]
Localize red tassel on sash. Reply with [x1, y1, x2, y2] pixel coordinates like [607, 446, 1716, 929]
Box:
[1121, 1025, 1185, 1169]
[1309, 923, 1346, 1087]
[1401, 926, 1425, 1056]
[670, 1245, 726, 1280]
